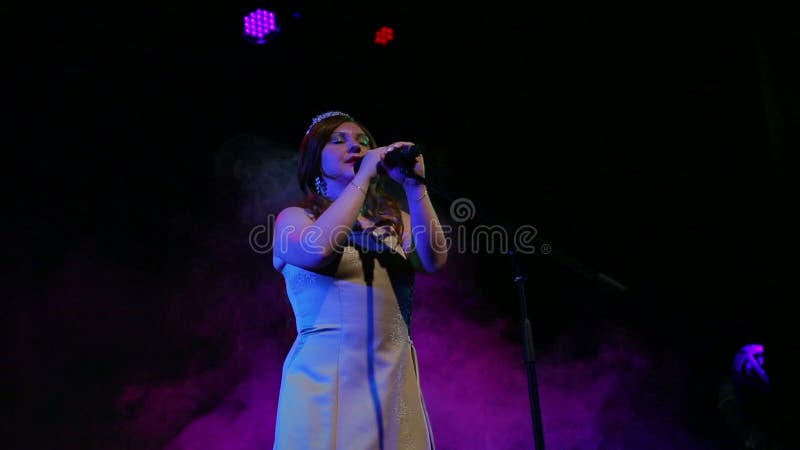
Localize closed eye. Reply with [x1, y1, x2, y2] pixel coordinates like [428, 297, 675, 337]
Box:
[330, 132, 370, 146]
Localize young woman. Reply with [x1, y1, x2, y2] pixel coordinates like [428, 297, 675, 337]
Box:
[272, 111, 447, 449]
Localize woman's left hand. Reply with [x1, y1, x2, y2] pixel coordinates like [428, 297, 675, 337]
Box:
[382, 142, 425, 189]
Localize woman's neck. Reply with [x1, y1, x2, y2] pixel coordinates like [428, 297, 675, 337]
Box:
[323, 176, 351, 200]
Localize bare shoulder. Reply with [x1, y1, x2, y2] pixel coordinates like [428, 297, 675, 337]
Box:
[399, 209, 425, 272]
[275, 206, 316, 228]
[400, 209, 411, 231]
[272, 206, 315, 271]
[400, 209, 413, 250]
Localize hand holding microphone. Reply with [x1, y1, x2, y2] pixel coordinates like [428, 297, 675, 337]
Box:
[383, 144, 423, 173]
[354, 143, 426, 185]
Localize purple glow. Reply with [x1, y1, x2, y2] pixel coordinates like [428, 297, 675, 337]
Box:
[243, 9, 278, 44]
[15, 140, 713, 449]
[733, 343, 769, 385]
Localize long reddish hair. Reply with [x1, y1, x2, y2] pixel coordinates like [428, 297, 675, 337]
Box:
[297, 114, 403, 236]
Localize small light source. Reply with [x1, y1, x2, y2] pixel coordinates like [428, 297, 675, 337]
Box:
[732, 343, 769, 387]
[243, 9, 279, 44]
[374, 26, 394, 45]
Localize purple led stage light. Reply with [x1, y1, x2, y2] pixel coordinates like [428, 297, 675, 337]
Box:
[243, 9, 279, 44]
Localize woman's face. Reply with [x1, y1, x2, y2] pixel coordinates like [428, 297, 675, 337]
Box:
[319, 122, 371, 181]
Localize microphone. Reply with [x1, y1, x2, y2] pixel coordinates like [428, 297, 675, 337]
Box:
[354, 145, 424, 178]
[384, 144, 423, 170]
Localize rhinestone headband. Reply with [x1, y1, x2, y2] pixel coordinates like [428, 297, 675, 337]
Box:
[305, 111, 353, 134]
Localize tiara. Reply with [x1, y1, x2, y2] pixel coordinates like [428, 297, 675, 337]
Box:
[305, 111, 353, 134]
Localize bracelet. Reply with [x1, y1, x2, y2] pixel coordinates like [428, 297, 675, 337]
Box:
[413, 189, 428, 202]
[350, 181, 367, 195]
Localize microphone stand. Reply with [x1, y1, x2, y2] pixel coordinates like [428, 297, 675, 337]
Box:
[408, 170, 628, 450]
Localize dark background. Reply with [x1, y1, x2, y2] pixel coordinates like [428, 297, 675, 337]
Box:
[5, 0, 798, 448]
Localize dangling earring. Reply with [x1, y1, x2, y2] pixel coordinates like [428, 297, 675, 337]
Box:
[314, 176, 328, 198]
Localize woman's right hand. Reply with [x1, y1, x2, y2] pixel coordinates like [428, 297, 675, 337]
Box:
[353, 145, 398, 182]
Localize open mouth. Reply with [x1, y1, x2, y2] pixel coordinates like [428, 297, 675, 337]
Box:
[344, 156, 361, 164]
